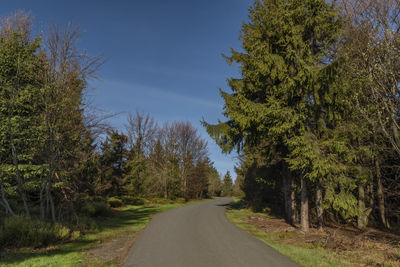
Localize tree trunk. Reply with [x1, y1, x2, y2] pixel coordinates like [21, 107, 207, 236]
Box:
[40, 182, 45, 220]
[0, 177, 15, 216]
[368, 183, 374, 209]
[181, 165, 187, 200]
[45, 177, 56, 222]
[376, 158, 389, 228]
[316, 182, 323, 230]
[282, 169, 290, 223]
[358, 185, 368, 230]
[300, 175, 309, 232]
[8, 114, 30, 217]
[164, 169, 168, 199]
[290, 178, 296, 224]
[49, 191, 56, 222]
[282, 165, 295, 225]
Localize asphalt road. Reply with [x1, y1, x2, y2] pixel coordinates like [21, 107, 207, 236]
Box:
[123, 197, 300, 267]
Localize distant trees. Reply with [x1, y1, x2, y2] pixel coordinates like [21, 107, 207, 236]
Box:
[221, 171, 233, 197]
[121, 119, 212, 200]
[205, 0, 400, 232]
[208, 167, 222, 197]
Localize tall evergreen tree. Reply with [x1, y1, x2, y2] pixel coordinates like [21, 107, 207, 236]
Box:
[0, 14, 44, 216]
[204, 0, 342, 231]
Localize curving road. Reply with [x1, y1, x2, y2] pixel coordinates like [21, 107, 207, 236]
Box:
[123, 197, 300, 267]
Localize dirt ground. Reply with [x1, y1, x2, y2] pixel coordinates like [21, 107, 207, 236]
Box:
[245, 214, 400, 266]
[86, 230, 139, 266]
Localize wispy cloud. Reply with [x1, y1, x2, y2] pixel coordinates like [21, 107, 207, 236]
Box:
[126, 63, 227, 83]
[94, 79, 222, 109]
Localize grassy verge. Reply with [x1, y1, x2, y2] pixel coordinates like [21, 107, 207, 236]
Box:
[0, 200, 200, 267]
[226, 200, 400, 267]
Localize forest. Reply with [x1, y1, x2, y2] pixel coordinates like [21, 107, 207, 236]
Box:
[205, 0, 400, 232]
[0, 12, 236, 249]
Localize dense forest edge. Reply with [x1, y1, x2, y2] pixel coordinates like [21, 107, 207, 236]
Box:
[204, 0, 400, 237]
[0, 12, 237, 254]
[205, 0, 400, 264]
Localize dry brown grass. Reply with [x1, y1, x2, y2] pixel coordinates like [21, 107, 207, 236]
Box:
[244, 213, 400, 266]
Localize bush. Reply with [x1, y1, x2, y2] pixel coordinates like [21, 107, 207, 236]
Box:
[81, 201, 110, 217]
[0, 215, 71, 248]
[107, 197, 123, 208]
[148, 198, 169, 204]
[121, 196, 147, 205]
[70, 215, 98, 233]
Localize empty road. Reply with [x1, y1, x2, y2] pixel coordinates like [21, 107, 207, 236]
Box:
[123, 197, 300, 267]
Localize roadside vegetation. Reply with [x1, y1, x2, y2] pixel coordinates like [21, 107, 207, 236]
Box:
[227, 200, 400, 266]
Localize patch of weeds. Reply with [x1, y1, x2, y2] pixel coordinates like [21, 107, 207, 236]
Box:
[278, 232, 295, 239]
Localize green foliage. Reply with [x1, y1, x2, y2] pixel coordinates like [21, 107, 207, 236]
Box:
[124, 157, 150, 197]
[99, 130, 129, 197]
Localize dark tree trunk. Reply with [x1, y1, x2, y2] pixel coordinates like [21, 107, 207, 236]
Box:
[316, 182, 323, 230]
[290, 178, 296, 224]
[40, 182, 45, 220]
[368, 183, 374, 210]
[300, 175, 309, 232]
[282, 166, 295, 225]
[358, 185, 368, 230]
[376, 158, 389, 228]
[0, 177, 15, 216]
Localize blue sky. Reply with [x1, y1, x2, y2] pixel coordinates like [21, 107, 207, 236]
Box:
[2, 0, 253, 177]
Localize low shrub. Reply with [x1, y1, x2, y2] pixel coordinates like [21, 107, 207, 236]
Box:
[70, 230, 81, 241]
[121, 196, 147, 205]
[229, 199, 246, 210]
[148, 198, 169, 204]
[81, 201, 110, 217]
[0, 215, 71, 248]
[71, 215, 98, 233]
[107, 197, 123, 208]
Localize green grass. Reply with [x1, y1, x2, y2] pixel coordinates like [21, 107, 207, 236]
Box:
[226, 202, 353, 267]
[0, 201, 197, 267]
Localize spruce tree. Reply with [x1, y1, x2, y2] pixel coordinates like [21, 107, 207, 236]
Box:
[204, 0, 342, 231]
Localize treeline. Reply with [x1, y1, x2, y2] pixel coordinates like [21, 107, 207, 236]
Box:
[205, 0, 400, 232]
[0, 11, 222, 243]
[95, 113, 222, 201]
